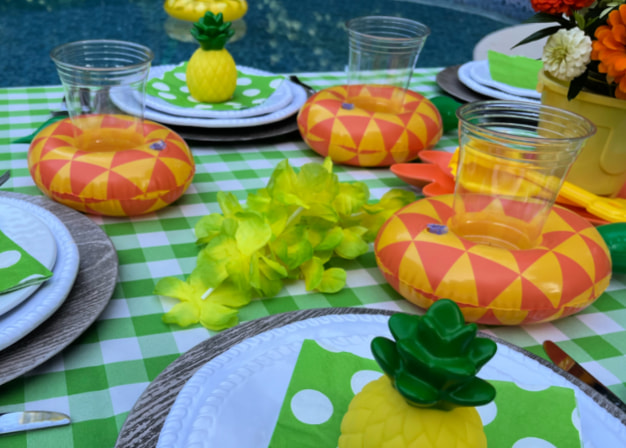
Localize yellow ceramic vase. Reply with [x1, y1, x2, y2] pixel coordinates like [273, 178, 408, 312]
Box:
[537, 70, 626, 197]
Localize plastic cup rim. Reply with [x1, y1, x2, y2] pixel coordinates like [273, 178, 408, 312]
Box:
[345, 15, 431, 41]
[50, 39, 154, 73]
[456, 100, 597, 146]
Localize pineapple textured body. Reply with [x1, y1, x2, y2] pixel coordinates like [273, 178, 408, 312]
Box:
[339, 375, 487, 448]
[186, 47, 237, 103]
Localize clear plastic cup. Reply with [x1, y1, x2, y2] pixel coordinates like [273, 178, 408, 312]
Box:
[50, 39, 153, 150]
[345, 16, 430, 114]
[450, 101, 596, 250]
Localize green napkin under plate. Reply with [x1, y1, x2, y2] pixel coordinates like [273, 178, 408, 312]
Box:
[0, 229, 53, 295]
[268, 339, 582, 448]
[146, 63, 285, 111]
[488, 50, 543, 91]
[12, 114, 67, 144]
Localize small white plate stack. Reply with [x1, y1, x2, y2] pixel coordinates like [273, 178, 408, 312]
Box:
[457, 60, 541, 103]
[0, 197, 80, 351]
[113, 65, 309, 141]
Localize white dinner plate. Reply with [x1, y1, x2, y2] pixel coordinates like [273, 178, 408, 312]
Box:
[473, 23, 550, 61]
[0, 197, 80, 351]
[113, 79, 308, 129]
[156, 314, 626, 448]
[0, 202, 57, 316]
[458, 61, 540, 103]
[468, 60, 541, 99]
[145, 65, 294, 119]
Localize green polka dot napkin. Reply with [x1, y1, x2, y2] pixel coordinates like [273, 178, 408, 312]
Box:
[146, 63, 285, 110]
[0, 229, 53, 294]
[268, 339, 582, 448]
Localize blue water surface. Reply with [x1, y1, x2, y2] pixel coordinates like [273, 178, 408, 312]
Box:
[0, 0, 533, 87]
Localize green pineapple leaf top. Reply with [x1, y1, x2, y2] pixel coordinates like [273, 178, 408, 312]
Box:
[191, 11, 235, 51]
[372, 299, 497, 410]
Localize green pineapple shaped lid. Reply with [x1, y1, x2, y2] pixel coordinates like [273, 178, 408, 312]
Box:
[191, 11, 235, 50]
[372, 299, 497, 411]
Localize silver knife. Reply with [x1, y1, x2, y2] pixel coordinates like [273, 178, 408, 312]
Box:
[543, 340, 626, 413]
[0, 170, 9, 187]
[0, 411, 70, 435]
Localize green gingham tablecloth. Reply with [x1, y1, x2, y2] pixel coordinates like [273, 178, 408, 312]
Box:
[0, 69, 625, 447]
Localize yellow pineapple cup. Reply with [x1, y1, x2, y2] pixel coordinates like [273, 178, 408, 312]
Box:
[339, 299, 497, 448]
[186, 12, 238, 103]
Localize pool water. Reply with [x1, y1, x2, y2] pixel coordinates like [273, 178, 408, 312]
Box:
[0, 0, 531, 87]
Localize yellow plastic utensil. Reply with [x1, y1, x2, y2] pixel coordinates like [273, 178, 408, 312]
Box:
[558, 182, 626, 223]
[448, 148, 626, 223]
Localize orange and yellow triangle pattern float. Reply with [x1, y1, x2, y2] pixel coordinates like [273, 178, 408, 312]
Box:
[374, 195, 612, 325]
[28, 115, 195, 216]
[297, 85, 443, 167]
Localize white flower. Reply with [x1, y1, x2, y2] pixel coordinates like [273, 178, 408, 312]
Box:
[542, 28, 592, 81]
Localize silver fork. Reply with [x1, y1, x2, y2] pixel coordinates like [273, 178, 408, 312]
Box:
[0, 170, 10, 187]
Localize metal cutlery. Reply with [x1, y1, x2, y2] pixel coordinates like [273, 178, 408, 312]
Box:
[0, 170, 9, 187]
[0, 410, 70, 435]
[543, 340, 626, 412]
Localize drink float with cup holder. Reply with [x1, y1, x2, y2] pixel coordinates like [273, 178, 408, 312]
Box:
[374, 101, 612, 325]
[27, 40, 195, 217]
[298, 16, 443, 167]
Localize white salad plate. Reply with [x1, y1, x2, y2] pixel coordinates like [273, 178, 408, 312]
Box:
[145, 65, 294, 119]
[0, 202, 57, 316]
[458, 61, 540, 103]
[113, 79, 308, 129]
[473, 23, 549, 61]
[468, 60, 541, 99]
[0, 197, 80, 352]
[155, 314, 626, 448]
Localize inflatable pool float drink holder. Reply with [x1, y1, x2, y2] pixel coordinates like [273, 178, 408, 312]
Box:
[28, 39, 195, 216]
[375, 101, 611, 325]
[297, 16, 443, 167]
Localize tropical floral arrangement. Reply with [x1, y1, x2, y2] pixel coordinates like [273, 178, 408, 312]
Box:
[518, 0, 626, 99]
[154, 158, 416, 331]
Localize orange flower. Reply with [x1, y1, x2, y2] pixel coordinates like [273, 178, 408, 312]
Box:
[531, 0, 594, 15]
[592, 5, 626, 99]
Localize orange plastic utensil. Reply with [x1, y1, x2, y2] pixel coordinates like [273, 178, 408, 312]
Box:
[390, 163, 455, 191]
[390, 150, 456, 196]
